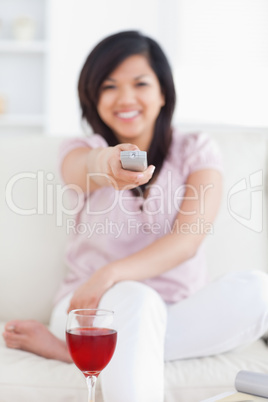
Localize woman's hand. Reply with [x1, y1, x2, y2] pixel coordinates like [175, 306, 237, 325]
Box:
[67, 265, 116, 313]
[91, 143, 155, 191]
[61, 142, 155, 194]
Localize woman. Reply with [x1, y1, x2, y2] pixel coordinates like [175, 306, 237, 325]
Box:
[3, 31, 268, 402]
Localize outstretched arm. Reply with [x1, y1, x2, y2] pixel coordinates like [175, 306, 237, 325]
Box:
[68, 168, 222, 311]
[61, 143, 155, 193]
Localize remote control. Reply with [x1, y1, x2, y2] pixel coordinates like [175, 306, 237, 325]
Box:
[120, 150, 148, 172]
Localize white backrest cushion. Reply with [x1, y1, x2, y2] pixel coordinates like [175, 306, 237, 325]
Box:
[0, 131, 267, 323]
[205, 131, 268, 279]
[0, 136, 69, 324]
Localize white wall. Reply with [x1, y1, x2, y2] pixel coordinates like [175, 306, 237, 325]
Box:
[46, 0, 178, 136]
[173, 0, 268, 127]
[46, 0, 268, 136]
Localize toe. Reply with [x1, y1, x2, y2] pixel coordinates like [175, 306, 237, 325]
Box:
[3, 329, 20, 341]
[4, 321, 17, 332]
[2, 331, 19, 349]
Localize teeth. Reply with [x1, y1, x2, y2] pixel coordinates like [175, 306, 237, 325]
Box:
[117, 111, 139, 119]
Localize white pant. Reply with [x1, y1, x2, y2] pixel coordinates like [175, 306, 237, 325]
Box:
[50, 270, 268, 402]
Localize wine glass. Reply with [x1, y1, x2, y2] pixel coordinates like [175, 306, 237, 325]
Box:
[66, 308, 117, 402]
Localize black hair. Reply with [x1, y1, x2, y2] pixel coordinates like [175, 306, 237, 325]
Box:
[78, 30, 176, 194]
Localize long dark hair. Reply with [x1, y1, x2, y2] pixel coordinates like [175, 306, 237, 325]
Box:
[78, 31, 176, 194]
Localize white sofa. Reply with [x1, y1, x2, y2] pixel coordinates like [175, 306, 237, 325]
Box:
[0, 127, 268, 402]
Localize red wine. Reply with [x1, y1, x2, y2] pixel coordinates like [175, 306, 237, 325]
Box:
[66, 327, 117, 376]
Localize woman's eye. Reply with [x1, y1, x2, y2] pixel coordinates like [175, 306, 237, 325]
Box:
[101, 84, 116, 90]
[136, 82, 148, 87]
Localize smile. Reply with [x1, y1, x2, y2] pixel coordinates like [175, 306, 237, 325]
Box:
[116, 110, 140, 119]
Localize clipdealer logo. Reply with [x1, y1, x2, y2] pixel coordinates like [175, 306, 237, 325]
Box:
[5, 171, 84, 226]
[5, 169, 264, 233]
[227, 170, 263, 233]
[4, 170, 214, 227]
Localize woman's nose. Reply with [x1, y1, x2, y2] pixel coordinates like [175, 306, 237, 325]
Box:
[117, 86, 136, 105]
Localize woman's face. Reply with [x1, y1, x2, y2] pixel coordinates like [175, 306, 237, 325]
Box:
[97, 54, 165, 150]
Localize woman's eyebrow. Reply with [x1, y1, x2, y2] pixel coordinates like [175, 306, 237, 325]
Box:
[103, 77, 116, 82]
[134, 74, 150, 80]
[103, 74, 150, 82]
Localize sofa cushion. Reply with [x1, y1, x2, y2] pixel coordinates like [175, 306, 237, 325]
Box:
[1, 132, 267, 325]
[205, 131, 268, 280]
[1, 322, 267, 402]
[0, 323, 92, 402]
[0, 136, 69, 324]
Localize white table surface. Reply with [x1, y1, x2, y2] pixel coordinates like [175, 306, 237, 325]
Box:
[200, 392, 236, 402]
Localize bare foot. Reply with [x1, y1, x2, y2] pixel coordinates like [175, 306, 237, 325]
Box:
[2, 320, 72, 363]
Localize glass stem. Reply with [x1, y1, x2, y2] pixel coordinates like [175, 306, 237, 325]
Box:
[86, 375, 97, 402]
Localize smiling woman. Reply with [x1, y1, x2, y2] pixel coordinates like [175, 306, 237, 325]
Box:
[97, 55, 165, 150]
[78, 31, 176, 189]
